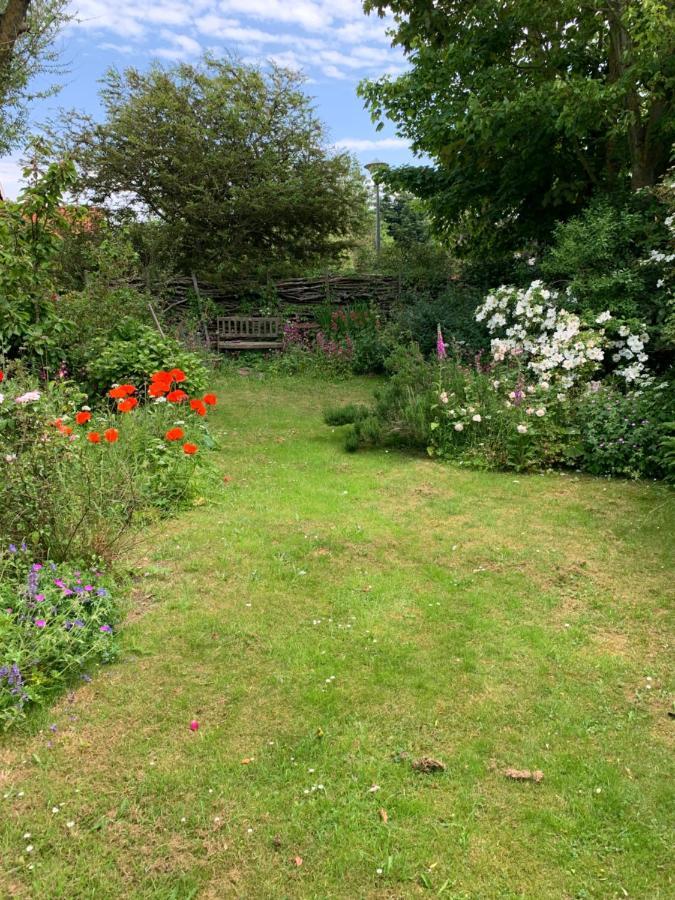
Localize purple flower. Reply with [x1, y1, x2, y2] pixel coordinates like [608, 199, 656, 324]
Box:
[99, 624, 112, 633]
[35, 619, 46, 628]
[49, 724, 57, 732]
[74, 619, 85, 628]
[32, 563, 43, 572]
[96, 588, 108, 597]
[8, 544, 17, 554]
[84, 585, 94, 592]
[35, 594, 45, 602]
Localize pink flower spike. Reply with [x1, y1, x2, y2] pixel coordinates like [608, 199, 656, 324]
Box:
[190, 720, 199, 732]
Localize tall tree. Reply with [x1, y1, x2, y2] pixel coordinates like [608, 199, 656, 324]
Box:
[0, 0, 68, 153]
[360, 0, 675, 258]
[61, 58, 369, 279]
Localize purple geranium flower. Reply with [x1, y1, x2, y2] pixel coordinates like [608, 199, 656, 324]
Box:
[99, 624, 112, 633]
[35, 619, 46, 628]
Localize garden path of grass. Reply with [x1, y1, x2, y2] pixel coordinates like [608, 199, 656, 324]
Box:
[1, 375, 673, 900]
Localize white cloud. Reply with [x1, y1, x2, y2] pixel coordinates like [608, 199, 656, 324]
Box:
[68, 0, 403, 82]
[334, 137, 410, 151]
[155, 32, 203, 61]
[0, 156, 25, 200]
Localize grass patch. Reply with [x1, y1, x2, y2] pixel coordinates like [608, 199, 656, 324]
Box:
[1, 374, 673, 899]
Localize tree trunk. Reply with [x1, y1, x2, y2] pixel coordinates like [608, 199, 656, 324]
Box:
[0, 0, 31, 73]
[606, 0, 668, 189]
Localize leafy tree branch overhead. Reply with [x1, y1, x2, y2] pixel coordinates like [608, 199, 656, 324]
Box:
[0, 0, 69, 153]
[360, 0, 675, 258]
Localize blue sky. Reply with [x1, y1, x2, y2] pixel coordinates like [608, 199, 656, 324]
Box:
[0, 0, 413, 198]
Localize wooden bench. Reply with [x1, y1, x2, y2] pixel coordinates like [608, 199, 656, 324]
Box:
[216, 316, 283, 350]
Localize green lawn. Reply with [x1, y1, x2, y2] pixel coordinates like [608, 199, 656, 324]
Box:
[1, 375, 673, 899]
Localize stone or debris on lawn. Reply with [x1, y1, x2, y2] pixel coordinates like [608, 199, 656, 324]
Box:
[412, 757, 446, 773]
[504, 768, 544, 783]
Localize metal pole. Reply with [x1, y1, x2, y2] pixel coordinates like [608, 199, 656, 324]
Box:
[375, 181, 381, 255]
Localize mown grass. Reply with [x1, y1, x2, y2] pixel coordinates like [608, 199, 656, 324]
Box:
[1, 374, 673, 899]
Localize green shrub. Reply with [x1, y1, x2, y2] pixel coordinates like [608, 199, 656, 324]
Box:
[0, 552, 121, 729]
[324, 403, 370, 426]
[86, 319, 207, 395]
[395, 286, 489, 356]
[574, 381, 675, 479]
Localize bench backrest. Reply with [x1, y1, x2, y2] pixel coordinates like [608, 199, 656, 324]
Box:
[217, 316, 282, 340]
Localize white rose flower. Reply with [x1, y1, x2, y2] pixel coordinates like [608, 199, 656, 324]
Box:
[472, 414, 482, 422]
[535, 408, 546, 417]
[454, 422, 464, 432]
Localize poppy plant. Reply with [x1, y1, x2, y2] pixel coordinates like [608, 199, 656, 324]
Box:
[75, 411, 92, 425]
[118, 397, 138, 412]
[190, 398, 207, 417]
[104, 428, 119, 443]
[108, 384, 136, 399]
[151, 370, 173, 385]
[87, 432, 101, 444]
[148, 383, 168, 398]
[169, 368, 186, 382]
[167, 389, 188, 404]
[182, 442, 198, 455]
[203, 393, 217, 406]
[165, 427, 185, 441]
[0, 370, 4, 382]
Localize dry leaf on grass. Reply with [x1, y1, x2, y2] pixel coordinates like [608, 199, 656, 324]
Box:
[241, 757, 254, 765]
[504, 768, 544, 783]
[412, 757, 446, 773]
[378, 808, 388, 823]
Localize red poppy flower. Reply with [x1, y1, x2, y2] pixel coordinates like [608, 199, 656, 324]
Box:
[118, 384, 137, 395]
[167, 389, 188, 403]
[108, 384, 128, 400]
[203, 393, 217, 406]
[104, 428, 119, 443]
[87, 431, 101, 444]
[61, 425, 73, 436]
[190, 398, 207, 417]
[75, 411, 92, 425]
[51, 418, 63, 428]
[148, 382, 168, 397]
[0, 370, 4, 382]
[118, 397, 138, 412]
[182, 442, 198, 455]
[165, 427, 185, 441]
[169, 368, 186, 383]
[151, 370, 172, 384]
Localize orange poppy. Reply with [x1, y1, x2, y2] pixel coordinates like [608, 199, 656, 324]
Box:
[190, 399, 207, 417]
[182, 442, 198, 455]
[118, 397, 138, 412]
[151, 370, 172, 384]
[203, 393, 217, 406]
[165, 427, 185, 441]
[109, 384, 136, 399]
[167, 389, 188, 403]
[169, 368, 186, 382]
[87, 431, 101, 444]
[75, 411, 92, 425]
[104, 428, 119, 443]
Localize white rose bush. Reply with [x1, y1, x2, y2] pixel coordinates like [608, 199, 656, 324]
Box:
[428, 281, 673, 475]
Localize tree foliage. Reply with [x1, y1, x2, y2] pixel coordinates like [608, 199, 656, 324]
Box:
[60, 58, 370, 280]
[360, 0, 675, 260]
[0, 0, 69, 154]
